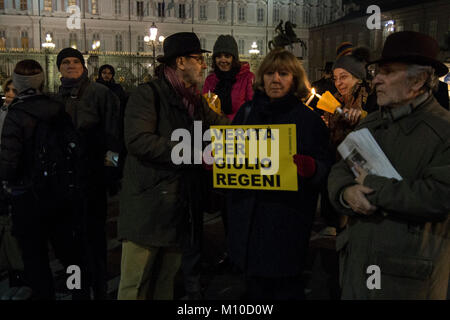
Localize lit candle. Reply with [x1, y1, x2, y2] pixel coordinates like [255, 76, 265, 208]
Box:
[314, 91, 322, 99]
[305, 88, 316, 106]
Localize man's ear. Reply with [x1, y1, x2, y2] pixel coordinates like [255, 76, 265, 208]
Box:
[176, 56, 186, 71]
[410, 72, 427, 92]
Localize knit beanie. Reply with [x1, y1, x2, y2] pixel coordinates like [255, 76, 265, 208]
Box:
[333, 47, 370, 80]
[336, 42, 353, 59]
[56, 47, 85, 70]
[213, 35, 239, 60]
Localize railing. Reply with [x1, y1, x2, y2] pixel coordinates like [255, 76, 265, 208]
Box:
[0, 50, 265, 94]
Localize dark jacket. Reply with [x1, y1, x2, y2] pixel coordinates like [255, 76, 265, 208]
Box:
[118, 76, 230, 247]
[433, 81, 449, 110]
[55, 76, 121, 188]
[226, 91, 333, 277]
[0, 94, 68, 185]
[328, 94, 450, 299]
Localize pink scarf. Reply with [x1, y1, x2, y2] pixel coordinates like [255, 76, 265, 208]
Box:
[164, 66, 200, 118]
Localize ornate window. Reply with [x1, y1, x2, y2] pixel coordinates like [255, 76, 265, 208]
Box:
[199, 4, 207, 20]
[115, 0, 121, 15]
[69, 32, 78, 49]
[158, 2, 165, 17]
[137, 35, 144, 52]
[115, 34, 123, 51]
[273, 7, 280, 24]
[218, 6, 226, 21]
[20, 0, 27, 10]
[257, 8, 264, 23]
[179, 4, 186, 19]
[238, 7, 245, 22]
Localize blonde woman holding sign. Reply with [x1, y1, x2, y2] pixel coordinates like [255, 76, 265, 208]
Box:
[226, 49, 332, 300]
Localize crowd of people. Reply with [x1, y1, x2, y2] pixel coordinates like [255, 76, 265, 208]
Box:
[0, 29, 448, 300]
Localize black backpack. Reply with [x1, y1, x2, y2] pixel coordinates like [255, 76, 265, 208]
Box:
[27, 109, 81, 204]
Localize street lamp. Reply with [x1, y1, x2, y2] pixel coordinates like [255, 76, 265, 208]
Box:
[249, 42, 260, 55]
[92, 40, 101, 51]
[144, 22, 164, 76]
[41, 33, 55, 49]
[41, 33, 55, 93]
[249, 42, 261, 74]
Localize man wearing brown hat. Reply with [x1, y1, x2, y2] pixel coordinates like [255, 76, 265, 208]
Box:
[117, 32, 229, 300]
[328, 31, 450, 299]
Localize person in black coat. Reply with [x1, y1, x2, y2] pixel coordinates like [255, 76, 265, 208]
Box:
[96, 64, 128, 196]
[226, 49, 333, 300]
[0, 60, 85, 299]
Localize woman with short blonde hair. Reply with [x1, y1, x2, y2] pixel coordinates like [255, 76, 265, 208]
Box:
[254, 48, 311, 100]
[226, 48, 332, 300]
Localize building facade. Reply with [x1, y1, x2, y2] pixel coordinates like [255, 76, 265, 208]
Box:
[0, 0, 349, 91]
[0, 1, 345, 55]
[309, 0, 450, 81]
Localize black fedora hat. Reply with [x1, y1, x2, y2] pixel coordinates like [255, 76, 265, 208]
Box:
[369, 31, 448, 77]
[157, 32, 210, 63]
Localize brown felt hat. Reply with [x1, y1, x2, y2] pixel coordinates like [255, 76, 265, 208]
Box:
[368, 31, 448, 77]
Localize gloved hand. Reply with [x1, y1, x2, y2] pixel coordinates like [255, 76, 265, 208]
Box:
[293, 154, 316, 178]
[202, 151, 213, 171]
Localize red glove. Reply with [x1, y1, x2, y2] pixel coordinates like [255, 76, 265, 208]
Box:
[293, 154, 316, 178]
[202, 151, 213, 171]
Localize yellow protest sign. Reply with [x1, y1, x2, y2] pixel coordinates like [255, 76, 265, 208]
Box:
[210, 124, 298, 191]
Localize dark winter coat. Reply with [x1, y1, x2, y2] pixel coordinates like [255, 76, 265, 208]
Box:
[226, 90, 333, 277]
[54, 76, 121, 189]
[118, 76, 230, 248]
[0, 94, 69, 185]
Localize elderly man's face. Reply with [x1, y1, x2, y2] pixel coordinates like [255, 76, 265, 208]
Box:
[181, 54, 206, 87]
[372, 62, 415, 107]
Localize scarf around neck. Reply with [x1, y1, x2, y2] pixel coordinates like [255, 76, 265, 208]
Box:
[60, 68, 88, 89]
[164, 65, 200, 118]
[213, 66, 239, 115]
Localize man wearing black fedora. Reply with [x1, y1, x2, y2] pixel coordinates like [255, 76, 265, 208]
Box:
[328, 31, 450, 299]
[117, 32, 230, 300]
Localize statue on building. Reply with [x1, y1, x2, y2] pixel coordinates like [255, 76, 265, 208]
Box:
[269, 21, 307, 53]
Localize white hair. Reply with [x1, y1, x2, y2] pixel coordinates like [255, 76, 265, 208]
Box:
[406, 64, 439, 92]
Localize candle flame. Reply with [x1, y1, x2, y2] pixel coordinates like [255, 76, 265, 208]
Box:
[311, 88, 316, 95]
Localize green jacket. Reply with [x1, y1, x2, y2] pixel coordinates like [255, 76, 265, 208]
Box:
[118, 77, 230, 247]
[328, 94, 450, 299]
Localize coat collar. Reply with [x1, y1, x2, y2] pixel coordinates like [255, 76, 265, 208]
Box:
[380, 92, 433, 134]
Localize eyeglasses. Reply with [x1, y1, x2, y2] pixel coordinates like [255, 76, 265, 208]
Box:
[185, 55, 205, 64]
